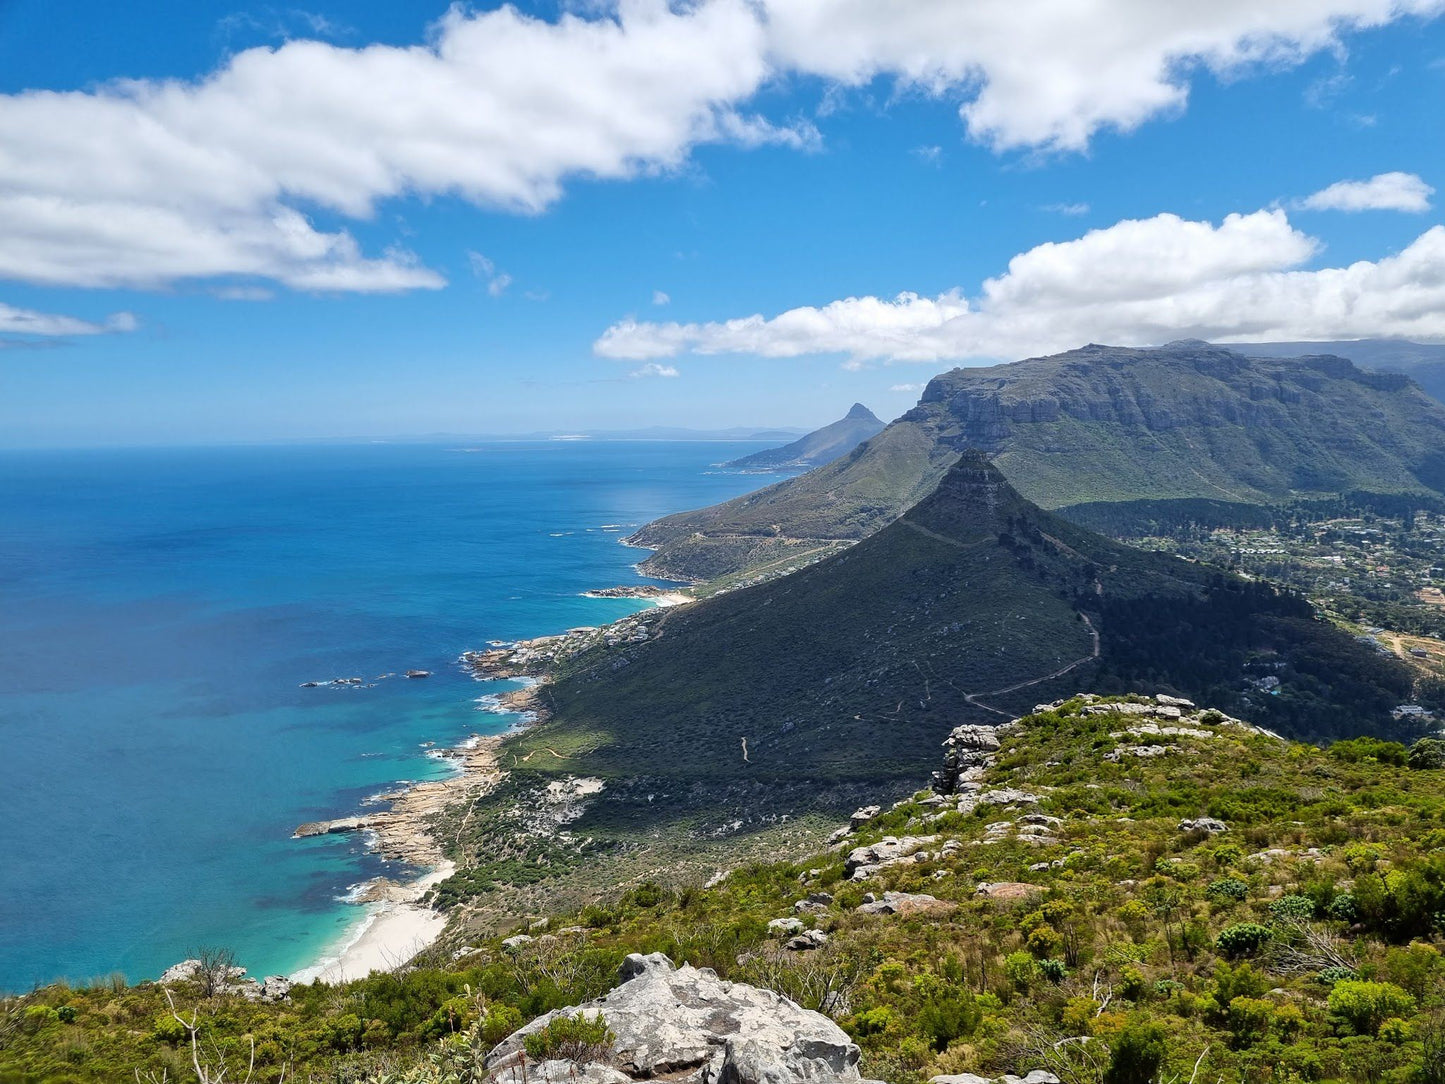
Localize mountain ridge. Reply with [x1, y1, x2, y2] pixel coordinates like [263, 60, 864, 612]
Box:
[631, 341, 1445, 582]
[723, 403, 885, 472]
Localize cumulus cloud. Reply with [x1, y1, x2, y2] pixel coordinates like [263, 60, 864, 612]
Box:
[762, 0, 1445, 151]
[0, 1, 779, 293]
[2, 1, 1441, 294]
[1299, 171, 1435, 212]
[594, 208, 1445, 364]
[0, 302, 137, 336]
[890, 382, 924, 392]
[630, 362, 680, 378]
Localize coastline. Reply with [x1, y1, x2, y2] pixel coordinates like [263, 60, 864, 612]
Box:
[289, 732, 505, 983]
[288, 591, 681, 983]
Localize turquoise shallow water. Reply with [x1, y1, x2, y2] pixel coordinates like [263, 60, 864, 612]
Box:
[0, 441, 774, 991]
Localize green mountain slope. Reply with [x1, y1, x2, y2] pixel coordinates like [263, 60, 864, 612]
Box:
[519, 456, 1419, 793]
[632, 341, 1445, 582]
[724, 403, 884, 471]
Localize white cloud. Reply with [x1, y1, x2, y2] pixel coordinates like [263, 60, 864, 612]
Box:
[761, 0, 1445, 152]
[594, 208, 1445, 364]
[889, 382, 923, 392]
[0, 302, 137, 336]
[1300, 171, 1435, 212]
[0, 1, 781, 293]
[912, 145, 942, 164]
[652, 290, 671, 306]
[630, 362, 680, 378]
[1, 1, 1440, 295]
[1043, 202, 1090, 216]
[468, 251, 513, 296]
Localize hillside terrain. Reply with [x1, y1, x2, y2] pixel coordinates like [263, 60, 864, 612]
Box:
[725, 403, 884, 471]
[403, 456, 1432, 926]
[15, 697, 1445, 1084]
[631, 342, 1445, 582]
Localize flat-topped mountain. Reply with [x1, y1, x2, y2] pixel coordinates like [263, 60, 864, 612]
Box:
[724, 403, 884, 471]
[1238, 338, 1445, 406]
[631, 341, 1445, 582]
[521, 455, 1416, 790]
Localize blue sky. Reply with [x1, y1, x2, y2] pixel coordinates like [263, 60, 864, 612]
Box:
[1, 0, 1444, 446]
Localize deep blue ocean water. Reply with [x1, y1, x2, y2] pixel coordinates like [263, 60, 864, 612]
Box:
[0, 441, 775, 991]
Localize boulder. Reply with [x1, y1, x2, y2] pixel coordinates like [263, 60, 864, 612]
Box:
[975, 882, 1042, 904]
[856, 891, 956, 917]
[768, 917, 805, 936]
[1179, 817, 1228, 835]
[785, 930, 830, 951]
[500, 934, 535, 952]
[845, 835, 938, 880]
[485, 953, 869, 1083]
[849, 805, 881, 829]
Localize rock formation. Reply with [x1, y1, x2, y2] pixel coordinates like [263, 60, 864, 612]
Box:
[485, 952, 881, 1083]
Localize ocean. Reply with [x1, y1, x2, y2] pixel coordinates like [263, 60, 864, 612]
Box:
[0, 440, 775, 991]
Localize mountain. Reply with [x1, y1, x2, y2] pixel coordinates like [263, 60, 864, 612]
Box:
[518, 455, 1418, 793]
[723, 403, 884, 471]
[1236, 339, 1445, 405]
[630, 341, 1445, 582]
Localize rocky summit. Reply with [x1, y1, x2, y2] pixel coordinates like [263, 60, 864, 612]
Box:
[485, 952, 877, 1084]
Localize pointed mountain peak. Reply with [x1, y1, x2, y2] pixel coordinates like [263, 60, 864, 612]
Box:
[846, 403, 880, 421]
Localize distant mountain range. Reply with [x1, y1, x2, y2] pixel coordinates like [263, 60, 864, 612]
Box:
[1238, 339, 1445, 404]
[631, 341, 1445, 582]
[521, 455, 1414, 797]
[723, 403, 884, 471]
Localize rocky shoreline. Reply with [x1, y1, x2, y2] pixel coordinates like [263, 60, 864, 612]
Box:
[287, 733, 504, 980]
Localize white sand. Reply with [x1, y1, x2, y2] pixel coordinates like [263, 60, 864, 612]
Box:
[649, 591, 692, 607]
[292, 862, 453, 984]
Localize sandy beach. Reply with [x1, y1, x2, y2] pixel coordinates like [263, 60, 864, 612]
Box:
[289, 735, 504, 983]
[292, 862, 455, 984]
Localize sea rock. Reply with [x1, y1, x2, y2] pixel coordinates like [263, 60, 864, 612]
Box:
[292, 816, 369, 838]
[1179, 817, 1229, 835]
[485, 953, 869, 1083]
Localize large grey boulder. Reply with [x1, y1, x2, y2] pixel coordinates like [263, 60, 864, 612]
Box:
[485, 952, 870, 1083]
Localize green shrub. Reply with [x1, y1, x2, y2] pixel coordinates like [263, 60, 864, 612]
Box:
[1216, 923, 1272, 958]
[1038, 958, 1067, 984]
[1105, 1020, 1166, 1084]
[1270, 894, 1317, 921]
[522, 1012, 614, 1062]
[1330, 737, 1408, 765]
[1411, 739, 1445, 770]
[1207, 878, 1249, 901]
[917, 986, 980, 1052]
[1328, 980, 1416, 1035]
[1226, 996, 1274, 1047]
[1329, 893, 1359, 922]
[1004, 951, 1037, 992]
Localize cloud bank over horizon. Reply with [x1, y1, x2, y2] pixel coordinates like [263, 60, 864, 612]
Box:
[594, 206, 1445, 365]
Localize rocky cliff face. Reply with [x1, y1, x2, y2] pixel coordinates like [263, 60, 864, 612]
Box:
[631, 341, 1445, 582]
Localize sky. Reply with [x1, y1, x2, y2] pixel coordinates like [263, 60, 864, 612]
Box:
[1, 0, 1444, 446]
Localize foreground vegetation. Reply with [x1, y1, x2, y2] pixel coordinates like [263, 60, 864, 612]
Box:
[12, 697, 1445, 1083]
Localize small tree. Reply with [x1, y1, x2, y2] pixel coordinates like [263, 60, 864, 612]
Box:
[1105, 1020, 1166, 1084]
